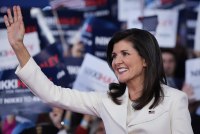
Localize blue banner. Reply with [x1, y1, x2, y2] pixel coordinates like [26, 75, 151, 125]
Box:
[0, 43, 72, 115]
[80, 17, 119, 60]
[0, 66, 70, 115]
[63, 56, 83, 88]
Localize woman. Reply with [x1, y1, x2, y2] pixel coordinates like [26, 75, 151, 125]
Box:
[4, 6, 193, 134]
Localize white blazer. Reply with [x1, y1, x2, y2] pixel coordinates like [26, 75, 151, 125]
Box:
[16, 58, 194, 134]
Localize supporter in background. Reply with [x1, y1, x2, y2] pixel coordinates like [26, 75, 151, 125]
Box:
[182, 83, 200, 134]
[49, 107, 67, 134]
[18, 112, 59, 134]
[89, 118, 105, 134]
[161, 48, 184, 89]
[162, 46, 200, 134]
[11, 113, 38, 134]
[181, 50, 200, 134]
[71, 41, 85, 58]
[2, 115, 16, 134]
[74, 114, 93, 134]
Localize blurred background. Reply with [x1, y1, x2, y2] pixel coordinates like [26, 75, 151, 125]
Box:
[0, 0, 200, 134]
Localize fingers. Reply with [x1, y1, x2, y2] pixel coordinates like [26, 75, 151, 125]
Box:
[4, 15, 10, 27]
[13, 6, 18, 22]
[17, 6, 23, 21]
[7, 8, 14, 24]
[4, 8, 13, 28]
[4, 5, 23, 28]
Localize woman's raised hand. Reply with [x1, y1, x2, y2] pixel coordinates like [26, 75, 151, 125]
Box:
[4, 6, 25, 49]
[4, 6, 30, 67]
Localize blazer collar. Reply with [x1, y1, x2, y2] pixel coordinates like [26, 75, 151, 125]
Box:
[102, 87, 169, 129]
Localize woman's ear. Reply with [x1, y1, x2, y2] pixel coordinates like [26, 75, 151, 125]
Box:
[143, 59, 147, 67]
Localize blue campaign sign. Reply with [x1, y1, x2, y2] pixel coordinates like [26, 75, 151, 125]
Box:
[92, 18, 119, 60]
[33, 43, 63, 67]
[43, 66, 71, 89]
[80, 17, 119, 60]
[0, 68, 50, 115]
[0, 65, 71, 115]
[33, 43, 73, 87]
[34, 42, 74, 86]
[39, 8, 84, 47]
[63, 56, 83, 88]
[0, 42, 72, 115]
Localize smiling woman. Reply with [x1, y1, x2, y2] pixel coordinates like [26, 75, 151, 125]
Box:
[106, 29, 166, 110]
[4, 6, 194, 134]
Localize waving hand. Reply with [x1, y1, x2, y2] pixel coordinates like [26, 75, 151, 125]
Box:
[4, 6, 30, 67]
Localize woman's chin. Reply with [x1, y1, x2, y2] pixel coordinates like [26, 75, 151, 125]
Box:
[118, 78, 127, 83]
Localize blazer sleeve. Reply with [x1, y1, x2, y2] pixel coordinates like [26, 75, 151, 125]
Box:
[15, 57, 102, 117]
[171, 92, 194, 134]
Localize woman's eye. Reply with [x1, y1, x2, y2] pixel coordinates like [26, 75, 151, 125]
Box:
[122, 52, 129, 56]
[111, 54, 116, 59]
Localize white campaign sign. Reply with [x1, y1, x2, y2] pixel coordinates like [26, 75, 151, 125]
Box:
[194, 6, 200, 51]
[127, 9, 178, 48]
[0, 30, 41, 70]
[144, 9, 178, 48]
[118, 0, 143, 21]
[186, 58, 200, 100]
[73, 53, 118, 92]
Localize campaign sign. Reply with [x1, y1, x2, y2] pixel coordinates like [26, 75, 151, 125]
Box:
[0, 66, 70, 115]
[49, 0, 113, 19]
[73, 53, 117, 92]
[80, 17, 119, 60]
[186, 58, 200, 100]
[40, 8, 84, 46]
[63, 56, 84, 88]
[92, 18, 119, 60]
[0, 30, 41, 70]
[118, 0, 142, 21]
[32, 42, 74, 87]
[33, 43, 73, 87]
[0, 8, 40, 70]
[144, 9, 179, 48]
[194, 8, 200, 51]
[33, 43, 63, 68]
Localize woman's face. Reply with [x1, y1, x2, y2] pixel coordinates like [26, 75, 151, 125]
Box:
[111, 40, 146, 83]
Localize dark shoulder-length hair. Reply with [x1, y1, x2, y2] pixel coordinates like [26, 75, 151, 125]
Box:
[106, 28, 167, 110]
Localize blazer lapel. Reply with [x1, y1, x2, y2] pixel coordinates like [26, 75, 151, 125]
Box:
[128, 98, 168, 126]
[102, 89, 128, 131]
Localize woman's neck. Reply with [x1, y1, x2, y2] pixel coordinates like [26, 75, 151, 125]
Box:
[126, 76, 144, 101]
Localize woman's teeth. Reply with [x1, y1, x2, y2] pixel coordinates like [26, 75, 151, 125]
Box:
[118, 68, 128, 73]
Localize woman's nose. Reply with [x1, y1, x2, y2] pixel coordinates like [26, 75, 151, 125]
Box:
[113, 55, 123, 65]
